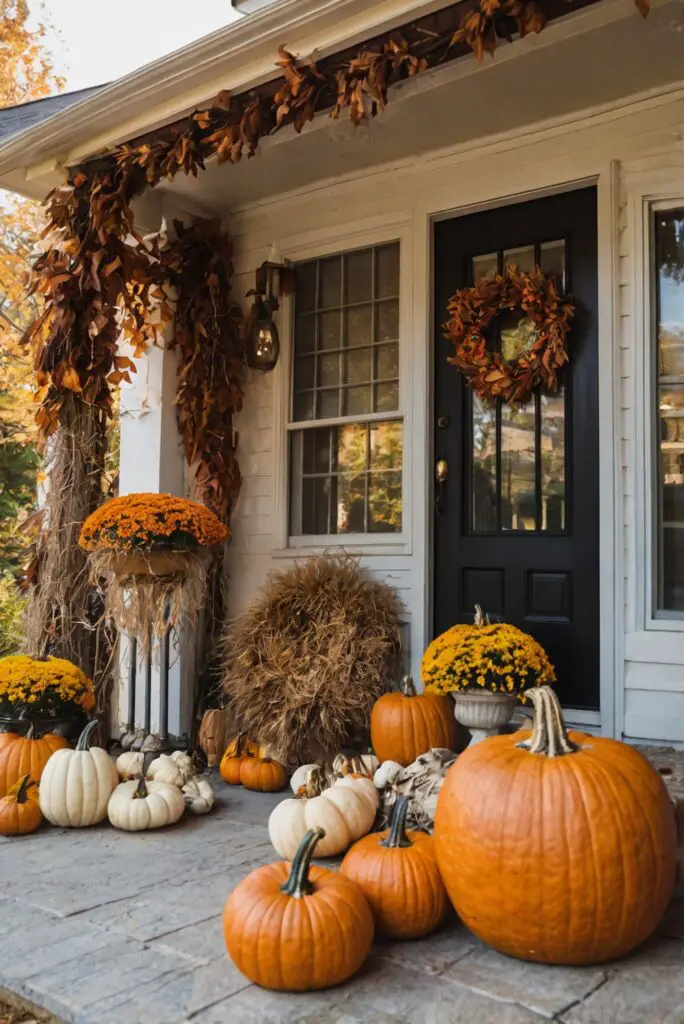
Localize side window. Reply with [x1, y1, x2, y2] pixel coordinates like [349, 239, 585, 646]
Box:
[288, 243, 403, 537]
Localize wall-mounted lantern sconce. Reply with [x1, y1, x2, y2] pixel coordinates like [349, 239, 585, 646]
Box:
[244, 252, 294, 372]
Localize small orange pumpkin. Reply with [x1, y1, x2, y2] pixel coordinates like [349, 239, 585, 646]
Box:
[341, 795, 449, 939]
[219, 733, 252, 785]
[240, 756, 287, 792]
[0, 725, 70, 797]
[370, 675, 458, 766]
[0, 774, 42, 836]
[224, 827, 374, 990]
[434, 685, 677, 965]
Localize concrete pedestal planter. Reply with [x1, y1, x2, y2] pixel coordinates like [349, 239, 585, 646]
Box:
[452, 690, 517, 745]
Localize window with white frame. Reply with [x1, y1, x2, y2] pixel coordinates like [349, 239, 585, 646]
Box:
[654, 207, 684, 613]
[288, 242, 402, 537]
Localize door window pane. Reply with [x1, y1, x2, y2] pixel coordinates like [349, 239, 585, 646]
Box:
[472, 252, 498, 282]
[540, 240, 566, 290]
[541, 390, 566, 531]
[471, 395, 497, 531]
[655, 210, 684, 612]
[503, 245, 535, 274]
[501, 401, 537, 531]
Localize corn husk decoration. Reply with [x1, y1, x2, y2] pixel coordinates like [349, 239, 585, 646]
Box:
[377, 748, 458, 832]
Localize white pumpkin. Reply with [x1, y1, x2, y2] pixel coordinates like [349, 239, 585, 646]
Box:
[146, 753, 185, 787]
[269, 766, 378, 858]
[40, 720, 119, 828]
[108, 776, 185, 831]
[373, 760, 403, 789]
[168, 750, 194, 783]
[182, 777, 215, 814]
[290, 763, 316, 793]
[116, 751, 144, 781]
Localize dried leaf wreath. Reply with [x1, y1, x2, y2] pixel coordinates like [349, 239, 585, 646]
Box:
[445, 266, 575, 405]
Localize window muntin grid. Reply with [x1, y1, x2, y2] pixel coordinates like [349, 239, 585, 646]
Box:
[289, 241, 402, 537]
[291, 243, 400, 422]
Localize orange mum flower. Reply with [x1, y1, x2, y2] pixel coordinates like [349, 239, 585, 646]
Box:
[79, 493, 229, 552]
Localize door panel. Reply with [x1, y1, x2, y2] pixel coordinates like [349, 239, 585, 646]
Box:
[433, 188, 599, 710]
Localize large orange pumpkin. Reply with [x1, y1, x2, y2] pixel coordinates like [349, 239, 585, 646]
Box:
[434, 685, 677, 965]
[224, 826, 374, 990]
[0, 774, 42, 836]
[340, 795, 449, 939]
[370, 676, 458, 766]
[0, 726, 69, 797]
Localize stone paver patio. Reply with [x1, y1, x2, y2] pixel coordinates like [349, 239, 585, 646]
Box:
[1, 783, 683, 1024]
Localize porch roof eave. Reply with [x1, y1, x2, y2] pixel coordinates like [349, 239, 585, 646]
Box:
[0, 0, 457, 202]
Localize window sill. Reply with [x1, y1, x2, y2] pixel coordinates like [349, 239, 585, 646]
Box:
[272, 536, 411, 559]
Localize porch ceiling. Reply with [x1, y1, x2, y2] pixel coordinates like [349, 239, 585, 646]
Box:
[160, 0, 684, 216]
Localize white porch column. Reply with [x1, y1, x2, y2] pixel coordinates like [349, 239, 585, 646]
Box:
[113, 193, 194, 743]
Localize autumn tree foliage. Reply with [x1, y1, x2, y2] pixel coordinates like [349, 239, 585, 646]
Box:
[0, 1, 63, 585]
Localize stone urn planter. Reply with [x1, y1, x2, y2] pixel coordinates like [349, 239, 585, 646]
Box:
[452, 690, 517, 746]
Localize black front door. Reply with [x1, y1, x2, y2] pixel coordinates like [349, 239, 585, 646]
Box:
[433, 187, 599, 710]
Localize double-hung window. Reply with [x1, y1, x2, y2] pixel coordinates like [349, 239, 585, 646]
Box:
[288, 242, 403, 538]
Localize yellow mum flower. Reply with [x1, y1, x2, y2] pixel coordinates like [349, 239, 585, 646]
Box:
[421, 618, 555, 698]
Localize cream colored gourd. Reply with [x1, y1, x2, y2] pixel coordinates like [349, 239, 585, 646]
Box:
[182, 777, 215, 814]
[269, 766, 378, 858]
[108, 776, 185, 831]
[146, 750, 194, 786]
[39, 721, 119, 828]
[373, 760, 403, 790]
[116, 751, 144, 780]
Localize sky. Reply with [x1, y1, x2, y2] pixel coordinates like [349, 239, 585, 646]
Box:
[39, 0, 242, 92]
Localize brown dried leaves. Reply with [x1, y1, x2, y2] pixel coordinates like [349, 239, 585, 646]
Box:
[445, 265, 574, 405]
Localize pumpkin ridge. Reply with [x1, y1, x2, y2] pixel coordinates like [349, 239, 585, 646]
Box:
[589, 748, 673, 950]
[581, 753, 633, 960]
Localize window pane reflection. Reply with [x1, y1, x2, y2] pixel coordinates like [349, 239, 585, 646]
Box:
[472, 395, 497, 531]
[541, 390, 565, 531]
[656, 210, 684, 612]
[290, 421, 402, 536]
[501, 401, 536, 531]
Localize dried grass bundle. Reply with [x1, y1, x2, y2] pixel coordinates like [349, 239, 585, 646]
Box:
[221, 554, 402, 766]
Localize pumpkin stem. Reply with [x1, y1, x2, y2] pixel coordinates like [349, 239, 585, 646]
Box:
[133, 775, 149, 799]
[517, 686, 580, 757]
[76, 719, 99, 752]
[473, 604, 490, 626]
[400, 674, 416, 697]
[12, 774, 35, 805]
[280, 828, 325, 898]
[381, 796, 412, 849]
[26, 722, 35, 741]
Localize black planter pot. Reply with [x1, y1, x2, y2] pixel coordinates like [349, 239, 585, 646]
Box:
[0, 709, 87, 741]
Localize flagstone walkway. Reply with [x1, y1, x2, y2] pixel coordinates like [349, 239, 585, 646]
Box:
[0, 783, 683, 1024]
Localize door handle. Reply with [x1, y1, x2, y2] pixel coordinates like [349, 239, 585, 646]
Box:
[435, 458, 449, 483]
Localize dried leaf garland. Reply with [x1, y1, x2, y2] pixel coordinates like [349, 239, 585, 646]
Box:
[163, 219, 245, 521]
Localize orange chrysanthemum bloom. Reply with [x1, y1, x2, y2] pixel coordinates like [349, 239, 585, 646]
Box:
[79, 493, 229, 553]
